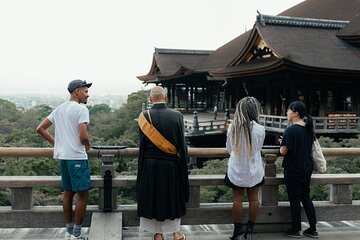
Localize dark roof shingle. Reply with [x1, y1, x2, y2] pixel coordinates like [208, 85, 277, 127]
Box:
[279, 0, 360, 21]
[137, 48, 213, 82]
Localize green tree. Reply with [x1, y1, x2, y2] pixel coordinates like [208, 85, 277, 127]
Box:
[88, 90, 148, 145]
[2, 92, 360, 206]
[190, 159, 232, 203]
[88, 104, 111, 115]
[0, 99, 18, 122]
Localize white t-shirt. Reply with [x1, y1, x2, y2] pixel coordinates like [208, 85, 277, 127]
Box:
[226, 121, 265, 188]
[47, 101, 90, 160]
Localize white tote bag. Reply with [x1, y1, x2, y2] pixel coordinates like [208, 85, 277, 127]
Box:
[312, 139, 327, 173]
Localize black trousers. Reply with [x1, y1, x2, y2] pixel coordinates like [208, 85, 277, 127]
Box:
[285, 174, 317, 231]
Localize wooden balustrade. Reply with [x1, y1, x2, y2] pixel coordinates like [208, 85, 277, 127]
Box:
[185, 114, 359, 136]
[1, 147, 360, 232]
[184, 119, 229, 134]
[259, 115, 360, 134]
[184, 110, 230, 135]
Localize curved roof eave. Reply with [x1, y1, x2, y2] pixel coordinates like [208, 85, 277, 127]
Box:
[210, 58, 285, 78]
[211, 57, 360, 80]
[284, 60, 360, 76]
[139, 66, 209, 83]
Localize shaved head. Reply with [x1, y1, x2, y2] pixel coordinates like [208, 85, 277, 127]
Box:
[149, 86, 167, 103]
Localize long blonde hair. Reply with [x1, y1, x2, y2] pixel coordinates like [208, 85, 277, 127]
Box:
[230, 96, 261, 159]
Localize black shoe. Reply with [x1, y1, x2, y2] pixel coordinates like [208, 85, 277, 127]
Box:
[303, 228, 319, 239]
[242, 225, 253, 240]
[284, 229, 301, 238]
[229, 230, 244, 240]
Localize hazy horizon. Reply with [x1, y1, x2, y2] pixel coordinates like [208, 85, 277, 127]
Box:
[0, 0, 304, 96]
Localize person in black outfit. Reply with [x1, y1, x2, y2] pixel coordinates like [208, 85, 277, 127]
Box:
[137, 86, 189, 240]
[279, 100, 319, 239]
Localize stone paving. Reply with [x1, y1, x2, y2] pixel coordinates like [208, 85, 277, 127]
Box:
[123, 221, 360, 240]
[2, 221, 359, 239]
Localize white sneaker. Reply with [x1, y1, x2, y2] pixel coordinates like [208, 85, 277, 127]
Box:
[70, 232, 88, 240]
[64, 232, 72, 240]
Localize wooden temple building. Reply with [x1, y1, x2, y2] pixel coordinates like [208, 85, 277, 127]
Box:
[137, 48, 223, 111]
[137, 0, 360, 148]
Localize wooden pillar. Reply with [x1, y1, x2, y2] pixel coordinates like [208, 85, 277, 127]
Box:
[202, 87, 205, 109]
[187, 186, 200, 208]
[319, 88, 326, 117]
[354, 80, 360, 116]
[330, 184, 353, 204]
[166, 85, 172, 107]
[290, 82, 296, 104]
[172, 84, 176, 108]
[207, 85, 212, 110]
[273, 86, 278, 115]
[265, 85, 272, 115]
[235, 83, 240, 105]
[260, 154, 279, 206]
[10, 188, 33, 210]
[186, 85, 190, 111]
[195, 87, 198, 109]
[225, 88, 229, 110]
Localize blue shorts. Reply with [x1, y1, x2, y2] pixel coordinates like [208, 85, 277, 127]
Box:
[60, 160, 91, 192]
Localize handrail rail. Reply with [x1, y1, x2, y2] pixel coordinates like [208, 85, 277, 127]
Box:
[1, 147, 360, 157]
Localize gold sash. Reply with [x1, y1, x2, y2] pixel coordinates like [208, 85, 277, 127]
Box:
[138, 110, 177, 155]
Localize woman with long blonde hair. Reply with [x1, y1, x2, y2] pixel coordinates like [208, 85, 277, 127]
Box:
[225, 97, 265, 240]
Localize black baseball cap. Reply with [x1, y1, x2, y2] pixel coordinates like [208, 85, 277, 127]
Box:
[67, 79, 92, 93]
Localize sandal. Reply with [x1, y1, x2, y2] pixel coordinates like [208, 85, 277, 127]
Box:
[174, 231, 186, 240]
[153, 233, 165, 240]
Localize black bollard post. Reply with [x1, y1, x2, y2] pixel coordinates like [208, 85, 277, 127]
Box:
[103, 169, 113, 212]
[92, 146, 127, 212]
[99, 154, 117, 212]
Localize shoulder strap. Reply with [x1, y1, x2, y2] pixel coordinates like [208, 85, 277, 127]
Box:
[138, 111, 177, 155]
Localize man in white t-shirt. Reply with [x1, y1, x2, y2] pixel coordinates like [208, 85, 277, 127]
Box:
[37, 79, 92, 240]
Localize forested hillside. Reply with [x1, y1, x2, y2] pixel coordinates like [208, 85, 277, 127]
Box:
[0, 91, 360, 206]
[0, 90, 148, 205]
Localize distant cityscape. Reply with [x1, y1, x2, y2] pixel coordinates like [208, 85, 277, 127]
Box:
[0, 93, 127, 111]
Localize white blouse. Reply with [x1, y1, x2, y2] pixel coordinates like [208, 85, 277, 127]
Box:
[226, 121, 265, 188]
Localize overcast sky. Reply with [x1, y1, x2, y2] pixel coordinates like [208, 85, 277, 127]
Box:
[0, 0, 304, 96]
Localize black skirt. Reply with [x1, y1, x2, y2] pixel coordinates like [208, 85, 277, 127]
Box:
[224, 173, 264, 190]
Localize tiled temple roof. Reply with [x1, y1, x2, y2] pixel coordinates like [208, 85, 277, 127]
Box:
[257, 13, 349, 29]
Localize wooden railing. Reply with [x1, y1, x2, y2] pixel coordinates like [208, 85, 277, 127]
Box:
[184, 111, 229, 135]
[185, 114, 359, 136]
[1, 147, 360, 232]
[184, 119, 229, 135]
[259, 115, 360, 134]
